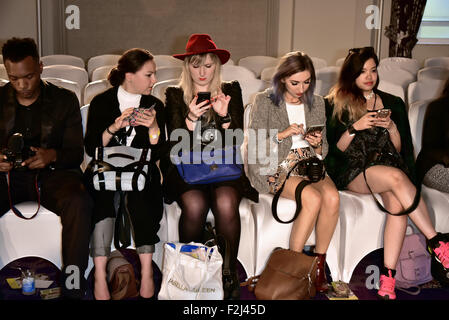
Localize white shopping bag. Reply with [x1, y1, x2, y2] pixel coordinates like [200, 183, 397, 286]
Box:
[158, 242, 224, 300]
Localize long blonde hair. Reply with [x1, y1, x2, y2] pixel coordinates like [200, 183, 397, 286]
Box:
[179, 53, 222, 122]
[326, 47, 379, 124]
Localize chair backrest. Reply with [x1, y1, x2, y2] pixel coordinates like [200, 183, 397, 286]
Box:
[87, 54, 121, 80]
[378, 65, 415, 92]
[237, 56, 278, 78]
[151, 79, 179, 103]
[91, 65, 115, 82]
[42, 65, 89, 92]
[153, 55, 183, 68]
[260, 66, 276, 82]
[241, 103, 253, 177]
[407, 79, 445, 106]
[83, 79, 112, 105]
[238, 78, 267, 106]
[41, 54, 85, 69]
[221, 64, 257, 83]
[335, 57, 345, 67]
[417, 67, 449, 82]
[0, 64, 7, 80]
[0, 79, 8, 87]
[311, 57, 327, 70]
[224, 58, 235, 66]
[379, 57, 420, 78]
[155, 66, 182, 83]
[424, 57, 449, 69]
[43, 77, 82, 105]
[378, 80, 405, 102]
[316, 66, 339, 96]
[0, 55, 3, 64]
[408, 99, 432, 157]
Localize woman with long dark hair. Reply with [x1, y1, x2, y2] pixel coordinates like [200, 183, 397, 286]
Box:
[325, 47, 449, 299]
[248, 51, 340, 293]
[84, 48, 165, 300]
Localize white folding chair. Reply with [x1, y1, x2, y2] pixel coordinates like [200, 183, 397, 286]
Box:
[408, 99, 432, 158]
[379, 57, 420, 79]
[87, 54, 121, 80]
[260, 66, 276, 83]
[237, 56, 279, 78]
[377, 80, 405, 103]
[151, 79, 179, 103]
[0, 55, 3, 64]
[0, 64, 7, 80]
[221, 64, 257, 82]
[224, 58, 235, 66]
[155, 66, 182, 83]
[407, 79, 445, 105]
[43, 77, 82, 106]
[42, 65, 89, 94]
[335, 57, 345, 67]
[83, 79, 112, 105]
[0, 79, 8, 87]
[41, 54, 85, 69]
[424, 57, 449, 69]
[311, 57, 327, 70]
[315, 66, 340, 97]
[238, 78, 267, 106]
[91, 65, 115, 82]
[378, 65, 415, 93]
[153, 55, 183, 68]
[417, 67, 449, 82]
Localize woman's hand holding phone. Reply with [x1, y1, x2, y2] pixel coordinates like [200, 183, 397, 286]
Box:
[188, 95, 211, 120]
[353, 111, 378, 131]
[279, 123, 304, 140]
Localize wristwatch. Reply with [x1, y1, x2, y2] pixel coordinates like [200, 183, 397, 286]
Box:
[347, 124, 358, 136]
[218, 113, 231, 125]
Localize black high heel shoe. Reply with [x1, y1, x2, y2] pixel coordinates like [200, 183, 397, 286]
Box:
[223, 271, 240, 300]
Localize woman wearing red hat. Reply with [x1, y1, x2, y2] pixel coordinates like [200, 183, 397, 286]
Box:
[161, 34, 258, 300]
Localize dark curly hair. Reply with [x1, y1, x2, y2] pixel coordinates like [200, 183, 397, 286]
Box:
[2, 37, 39, 63]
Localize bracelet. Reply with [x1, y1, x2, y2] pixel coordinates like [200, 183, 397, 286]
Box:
[311, 141, 323, 148]
[347, 124, 358, 136]
[274, 134, 283, 144]
[149, 128, 160, 139]
[218, 113, 231, 124]
[186, 113, 198, 122]
[106, 126, 116, 136]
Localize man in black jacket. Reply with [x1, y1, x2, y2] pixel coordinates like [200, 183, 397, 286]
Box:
[0, 37, 93, 299]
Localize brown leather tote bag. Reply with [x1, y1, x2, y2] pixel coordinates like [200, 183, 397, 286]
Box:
[248, 248, 318, 300]
[107, 250, 140, 300]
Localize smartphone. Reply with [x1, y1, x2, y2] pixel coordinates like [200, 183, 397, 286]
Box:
[305, 124, 325, 136]
[197, 92, 211, 106]
[376, 109, 391, 118]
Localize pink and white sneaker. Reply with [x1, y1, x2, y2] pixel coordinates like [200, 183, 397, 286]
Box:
[377, 270, 396, 300]
[430, 241, 449, 269]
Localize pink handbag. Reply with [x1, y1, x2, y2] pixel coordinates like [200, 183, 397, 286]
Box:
[395, 227, 432, 294]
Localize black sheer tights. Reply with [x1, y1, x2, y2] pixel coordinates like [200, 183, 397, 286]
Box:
[178, 186, 242, 272]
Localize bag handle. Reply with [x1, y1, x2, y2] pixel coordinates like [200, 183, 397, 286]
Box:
[6, 171, 40, 220]
[271, 161, 311, 224]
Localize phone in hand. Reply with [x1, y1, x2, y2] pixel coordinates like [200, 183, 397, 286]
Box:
[376, 109, 391, 118]
[305, 124, 325, 136]
[197, 92, 211, 106]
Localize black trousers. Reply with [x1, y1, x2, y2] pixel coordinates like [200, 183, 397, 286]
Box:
[88, 164, 164, 249]
[0, 169, 93, 297]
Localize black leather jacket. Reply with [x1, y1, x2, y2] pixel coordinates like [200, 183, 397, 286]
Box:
[0, 80, 84, 170]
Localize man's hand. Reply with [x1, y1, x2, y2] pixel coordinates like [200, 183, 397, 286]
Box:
[22, 147, 57, 169]
[0, 153, 13, 172]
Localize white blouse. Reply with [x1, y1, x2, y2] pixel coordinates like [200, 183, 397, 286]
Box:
[285, 102, 310, 150]
[118, 85, 142, 145]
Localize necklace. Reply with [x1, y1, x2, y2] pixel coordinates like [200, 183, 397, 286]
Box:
[364, 91, 374, 100]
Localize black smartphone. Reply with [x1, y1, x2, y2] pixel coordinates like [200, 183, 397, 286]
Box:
[305, 124, 325, 136]
[376, 109, 391, 118]
[197, 92, 211, 106]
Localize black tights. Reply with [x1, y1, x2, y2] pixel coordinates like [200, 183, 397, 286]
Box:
[178, 186, 242, 272]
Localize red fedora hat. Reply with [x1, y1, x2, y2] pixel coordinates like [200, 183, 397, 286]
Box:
[173, 34, 230, 65]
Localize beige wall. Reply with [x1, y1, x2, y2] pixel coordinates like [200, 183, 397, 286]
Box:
[0, 0, 38, 47]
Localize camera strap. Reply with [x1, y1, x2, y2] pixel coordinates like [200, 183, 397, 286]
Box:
[271, 161, 312, 224]
[6, 171, 41, 220]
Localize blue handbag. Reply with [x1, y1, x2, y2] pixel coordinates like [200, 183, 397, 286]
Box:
[174, 145, 243, 184]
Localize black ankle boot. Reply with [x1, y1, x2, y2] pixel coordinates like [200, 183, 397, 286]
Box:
[223, 271, 240, 300]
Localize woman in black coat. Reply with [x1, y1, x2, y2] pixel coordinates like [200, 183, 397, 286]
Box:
[84, 48, 165, 300]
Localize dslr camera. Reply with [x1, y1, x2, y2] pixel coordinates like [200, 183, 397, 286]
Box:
[2, 133, 36, 170]
[300, 156, 325, 183]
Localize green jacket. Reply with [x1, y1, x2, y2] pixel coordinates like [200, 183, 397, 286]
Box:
[324, 89, 416, 190]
